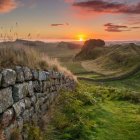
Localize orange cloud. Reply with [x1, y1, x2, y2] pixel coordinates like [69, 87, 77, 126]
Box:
[0, 0, 17, 13]
[51, 23, 69, 27]
[73, 0, 140, 14]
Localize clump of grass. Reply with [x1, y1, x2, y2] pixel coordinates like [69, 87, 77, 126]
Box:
[0, 46, 76, 80]
[23, 124, 44, 140]
[0, 46, 46, 69]
[107, 88, 140, 103]
[42, 56, 77, 81]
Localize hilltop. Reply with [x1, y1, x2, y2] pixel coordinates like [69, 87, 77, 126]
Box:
[75, 39, 140, 76]
[75, 39, 106, 60]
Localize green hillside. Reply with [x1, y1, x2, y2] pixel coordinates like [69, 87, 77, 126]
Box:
[75, 40, 140, 77]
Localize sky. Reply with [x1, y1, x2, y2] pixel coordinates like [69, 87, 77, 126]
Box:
[0, 0, 140, 41]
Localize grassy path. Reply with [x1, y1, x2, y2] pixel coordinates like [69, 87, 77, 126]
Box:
[92, 101, 140, 140]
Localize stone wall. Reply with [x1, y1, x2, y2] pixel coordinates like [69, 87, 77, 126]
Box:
[0, 66, 75, 140]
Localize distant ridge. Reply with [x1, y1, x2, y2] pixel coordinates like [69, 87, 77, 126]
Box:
[75, 39, 140, 76]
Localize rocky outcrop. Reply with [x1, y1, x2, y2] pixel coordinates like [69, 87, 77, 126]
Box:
[0, 66, 75, 140]
[82, 39, 105, 51]
[75, 39, 105, 60]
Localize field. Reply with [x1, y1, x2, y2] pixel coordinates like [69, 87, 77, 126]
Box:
[1, 40, 140, 140]
[45, 41, 140, 140]
[24, 82, 140, 140]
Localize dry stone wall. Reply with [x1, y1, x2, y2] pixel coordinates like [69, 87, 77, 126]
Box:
[0, 66, 75, 140]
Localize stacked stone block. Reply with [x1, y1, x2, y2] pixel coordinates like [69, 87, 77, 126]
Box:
[0, 66, 75, 140]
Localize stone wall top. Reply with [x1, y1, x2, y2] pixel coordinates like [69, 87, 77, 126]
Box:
[0, 66, 71, 88]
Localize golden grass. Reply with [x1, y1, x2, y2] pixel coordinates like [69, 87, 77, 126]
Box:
[0, 45, 76, 80]
[42, 55, 77, 81]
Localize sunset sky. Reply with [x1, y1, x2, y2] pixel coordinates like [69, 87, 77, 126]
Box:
[0, 0, 140, 41]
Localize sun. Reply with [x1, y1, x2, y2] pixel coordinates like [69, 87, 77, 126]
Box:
[78, 34, 85, 41]
[79, 37, 84, 41]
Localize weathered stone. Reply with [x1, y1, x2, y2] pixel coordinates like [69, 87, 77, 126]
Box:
[46, 80, 51, 87]
[38, 71, 47, 81]
[29, 107, 34, 118]
[1, 69, 16, 87]
[38, 97, 45, 106]
[32, 69, 39, 80]
[46, 100, 50, 109]
[50, 86, 55, 92]
[27, 81, 34, 96]
[23, 67, 32, 81]
[12, 83, 28, 102]
[0, 67, 75, 138]
[42, 81, 51, 91]
[42, 81, 47, 92]
[35, 101, 40, 113]
[15, 66, 24, 82]
[22, 109, 30, 122]
[49, 92, 57, 103]
[0, 108, 14, 128]
[33, 81, 42, 92]
[46, 71, 50, 80]
[43, 95, 49, 103]
[24, 97, 31, 109]
[0, 73, 2, 87]
[30, 95, 37, 105]
[36, 93, 44, 99]
[0, 130, 6, 140]
[47, 70, 53, 77]
[51, 79, 56, 86]
[4, 121, 18, 140]
[31, 113, 38, 124]
[0, 87, 13, 113]
[13, 99, 25, 117]
[41, 104, 47, 115]
[17, 117, 23, 132]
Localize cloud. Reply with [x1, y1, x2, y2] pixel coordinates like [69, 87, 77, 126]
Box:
[131, 26, 140, 29]
[72, 0, 140, 14]
[104, 23, 130, 32]
[51, 23, 69, 27]
[64, 0, 75, 3]
[125, 16, 140, 25]
[0, 0, 18, 13]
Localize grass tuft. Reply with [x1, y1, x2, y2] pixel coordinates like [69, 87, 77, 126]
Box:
[0, 46, 76, 80]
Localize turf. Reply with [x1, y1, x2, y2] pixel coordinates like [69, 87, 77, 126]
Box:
[92, 100, 140, 140]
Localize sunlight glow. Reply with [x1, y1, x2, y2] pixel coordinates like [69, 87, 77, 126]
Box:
[78, 34, 86, 41]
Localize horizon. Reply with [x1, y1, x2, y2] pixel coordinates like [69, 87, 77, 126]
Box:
[0, 38, 140, 43]
[0, 0, 140, 41]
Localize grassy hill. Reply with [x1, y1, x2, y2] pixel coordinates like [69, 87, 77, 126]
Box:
[75, 40, 140, 77]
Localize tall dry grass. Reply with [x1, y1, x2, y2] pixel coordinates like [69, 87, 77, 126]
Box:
[42, 55, 77, 81]
[0, 45, 76, 80]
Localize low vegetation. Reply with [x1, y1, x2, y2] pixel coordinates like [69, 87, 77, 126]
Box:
[0, 45, 76, 80]
[23, 82, 140, 140]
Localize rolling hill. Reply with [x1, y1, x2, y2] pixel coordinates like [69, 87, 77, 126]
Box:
[76, 39, 140, 76]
